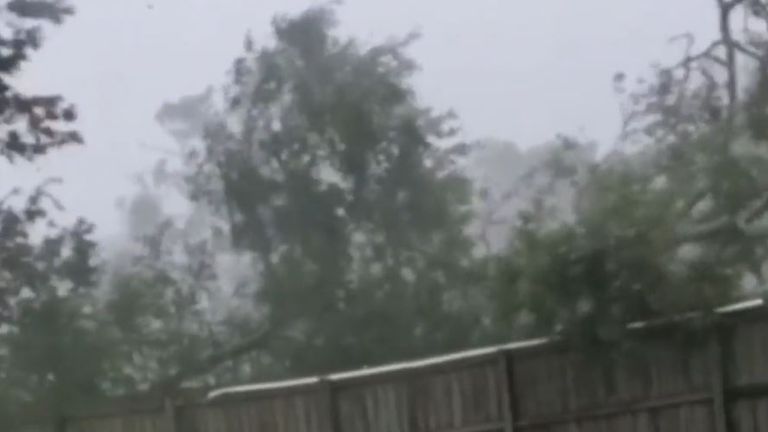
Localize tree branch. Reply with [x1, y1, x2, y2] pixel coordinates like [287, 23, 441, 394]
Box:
[677, 191, 768, 242]
[674, 40, 728, 68]
[730, 38, 765, 62]
[153, 323, 272, 394]
[717, 0, 740, 108]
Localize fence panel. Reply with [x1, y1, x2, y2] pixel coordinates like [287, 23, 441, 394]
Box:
[335, 381, 408, 432]
[66, 412, 168, 432]
[43, 302, 768, 432]
[512, 337, 714, 430]
[180, 391, 328, 432]
[407, 359, 504, 432]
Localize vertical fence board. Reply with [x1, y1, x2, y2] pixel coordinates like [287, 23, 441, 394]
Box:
[710, 332, 729, 432]
[497, 352, 514, 432]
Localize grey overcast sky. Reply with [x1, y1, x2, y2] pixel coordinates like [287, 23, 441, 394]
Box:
[4, 0, 717, 238]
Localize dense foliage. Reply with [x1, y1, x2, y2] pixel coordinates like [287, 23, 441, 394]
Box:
[0, 0, 97, 425]
[493, 0, 768, 343]
[3, 0, 768, 425]
[158, 8, 484, 376]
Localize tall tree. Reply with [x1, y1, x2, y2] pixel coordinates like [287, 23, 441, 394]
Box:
[492, 0, 768, 346]
[0, 185, 111, 425]
[158, 7, 485, 377]
[0, 0, 109, 424]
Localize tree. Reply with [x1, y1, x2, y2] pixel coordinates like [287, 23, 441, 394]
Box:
[102, 176, 266, 393]
[0, 184, 112, 426]
[0, 1, 111, 424]
[0, 0, 84, 332]
[492, 0, 768, 346]
[1, 0, 81, 161]
[465, 138, 595, 255]
[157, 6, 485, 378]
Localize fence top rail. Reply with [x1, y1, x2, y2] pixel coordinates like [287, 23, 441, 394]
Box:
[207, 337, 550, 401]
[207, 298, 765, 402]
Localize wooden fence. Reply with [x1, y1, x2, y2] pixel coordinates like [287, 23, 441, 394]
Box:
[37, 299, 768, 432]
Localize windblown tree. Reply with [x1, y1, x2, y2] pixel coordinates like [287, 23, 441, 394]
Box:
[0, 185, 112, 425]
[0, 0, 111, 424]
[157, 7, 486, 377]
[465, 138, 596, 256]
[493, 0, 768, 345]
[103, 189, 219, 392]
[0, 0, 82, 161]
[101, 168, 278, 393]
[0, 0, 83, 330]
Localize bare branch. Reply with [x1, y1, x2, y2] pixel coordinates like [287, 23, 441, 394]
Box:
[737, 190, 768, 226]
[717, 0, 740, 108]
[674, 40, 728, 68]
[731, 38, 765, 62]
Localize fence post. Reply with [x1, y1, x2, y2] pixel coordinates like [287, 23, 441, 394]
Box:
[164, 397, 179, 432]
[497, 351, 515, 432]
[710, 329, 730, 432]
[320, 378, 339, 432]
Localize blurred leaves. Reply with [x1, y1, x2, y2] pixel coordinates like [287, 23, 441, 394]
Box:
[156, 6, 484, 376]
[5, 1, 768, 424]
[0, 0, 81, 162]
[492, 1, 768, 346]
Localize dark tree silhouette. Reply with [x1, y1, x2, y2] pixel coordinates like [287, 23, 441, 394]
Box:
[1, 0, 81, 162]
